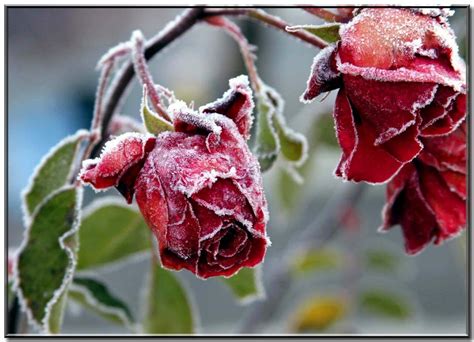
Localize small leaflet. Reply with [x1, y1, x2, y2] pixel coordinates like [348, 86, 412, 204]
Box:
[140, 85, 174, 135]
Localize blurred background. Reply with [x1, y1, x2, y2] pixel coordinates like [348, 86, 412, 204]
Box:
[7, 7, 468, 335]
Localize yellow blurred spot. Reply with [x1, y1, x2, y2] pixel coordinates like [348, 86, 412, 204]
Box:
[292, 296, 346, 332]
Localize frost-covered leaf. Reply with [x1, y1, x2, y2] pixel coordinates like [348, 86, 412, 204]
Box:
[77, 198, 151, 270]
[16, 186, 82, 333]
[254, 93, 278, 171]
[254, 85, 308, 172]
[23, 130, 88, 217]
[221, 267, 264, 304]
[314, 112, 339, 148]
[291, 295, 346, 332]
[143, 259, 195, 334]
[287, 23, 341, 43]
[291, 248, 342, 275]
[364, 249, 400, 273]
[69, 277, 134, 328]
[141, 86, 174, 135]
[359, 290, 411, 319]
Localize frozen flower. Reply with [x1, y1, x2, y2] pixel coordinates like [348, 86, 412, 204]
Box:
[302, 8, 466, 184]
[80, 76, 269, 278]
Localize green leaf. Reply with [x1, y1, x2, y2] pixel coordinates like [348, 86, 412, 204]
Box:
[359, 290, 411, 319]
[254, 93, 278, 171]
[291, 248, 342, 275]
[141, 86, 174, 135]
[276, 168, 303, 212]
[365, 249, 400, 273]
[221, 267, 263, 303]
[291, 295, 346, 332]
[47, 291, 68, 334]
[23, 130, 88, 216]
[16, 186, 81, 333]
[143, 259, 195, 334]
[69, 277, 134, 328]
[314, 113, 338, 148]
[287, 23, 341, 43]
[77, 198, 151, 270]
[254, 85, 308, 172]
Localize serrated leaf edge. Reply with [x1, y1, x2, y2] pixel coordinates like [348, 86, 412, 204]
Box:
[68, 281, 135, 331]
[14, 186, 83, 334]
[21, 129, 89, 225]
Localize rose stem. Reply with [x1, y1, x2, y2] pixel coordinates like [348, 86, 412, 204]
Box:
[205, 16, 262, 93]
[203, 8, 328, 49]
[302, 7, 345, 22]
[131, 30, 172, 123]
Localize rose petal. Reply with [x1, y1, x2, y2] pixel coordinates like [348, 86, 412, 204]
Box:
[380, 163, 416, 231]
[418, 165, 466, 241]
[334, 88, 410, 183]
[80, 133, 156, 202]
[192, 179, 254, 228]
[420, 86, 458, 129]
[343, 75, 437, 144]
[301, 44, 342, 102]
[200, 75, 254, 139]
[439, 169, 467, 200]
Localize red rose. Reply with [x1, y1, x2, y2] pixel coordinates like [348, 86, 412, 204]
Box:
[380, 123, 466, 254]
[80, 76, 270, 278]
[302, 8, 466, 183]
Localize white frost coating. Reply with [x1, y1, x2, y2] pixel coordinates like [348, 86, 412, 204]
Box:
[14, 186, 83, 333]
[199, 75, 255, 136]
[192, 197, 253, 231]
[412, 84, 438, 113]
[174, 167, 237, 198]
[68, 282, 134, 330]
[286, 23, 338, 33]
[410, 8, 454, 19]
[430, 23, 466, 76]
[82, 195, 136, 219]
[300, 44, 339, 104]
[199, 225, 225, 243]
[169, 101, 222, 136]
[21, 129, 89, 227]
[96, 41, 132, 70]
[281, 162, 304, 185]
[374, 119, 417, 146]
[264, 84, 309, 167]
[336, 58, 465, 92]
[78, 131, 155, 189]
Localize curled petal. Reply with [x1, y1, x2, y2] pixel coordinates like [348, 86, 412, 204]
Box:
[80, 133, 156, 203]
[301, 44, 341, 103]
[200, 75, 254, 140]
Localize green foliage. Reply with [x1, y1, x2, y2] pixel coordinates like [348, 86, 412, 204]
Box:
[141, 87, 174, 135]
[16, 187, 81, 332]
[365, 249, 400, 273]
[143, 259, 195, 334]
[221, 267, 262, 303]
[69, 277, 134, 327]
[287, 24, 341, 43]
[77, 199, 151, 270]
[254, 86, 307, 172]
[292, 248, 342, 275]
[23, 130, 87, 216]
[359, 290, 411, 319]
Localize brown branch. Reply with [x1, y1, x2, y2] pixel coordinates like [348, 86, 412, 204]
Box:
[203, 8, 328, 49]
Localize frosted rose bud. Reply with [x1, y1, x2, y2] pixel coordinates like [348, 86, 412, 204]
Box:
[80, 76, 269, 278]
[381, 123, 466, 254]
[302, 8, 466, 184]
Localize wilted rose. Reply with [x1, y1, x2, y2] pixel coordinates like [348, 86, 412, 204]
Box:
[380, 123, 466, 254]
[80, 76, 270, 278]
[302, 8, 466, 184]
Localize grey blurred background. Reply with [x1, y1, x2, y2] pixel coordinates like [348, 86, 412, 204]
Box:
[7, 7, 468, 335]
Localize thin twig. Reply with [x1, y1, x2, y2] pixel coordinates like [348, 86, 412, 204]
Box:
[236, 183, 367, 333]
[303, 8, 344, 22]
[203, 8, 328, 49]
[205, 16, 262, 92]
